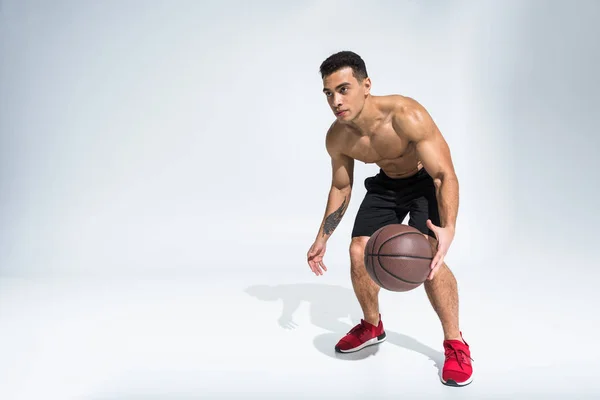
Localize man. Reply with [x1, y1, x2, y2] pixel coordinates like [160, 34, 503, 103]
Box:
[306, 51, 473, 387]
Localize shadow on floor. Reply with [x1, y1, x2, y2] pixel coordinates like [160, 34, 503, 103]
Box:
[245, 282, 444, 375]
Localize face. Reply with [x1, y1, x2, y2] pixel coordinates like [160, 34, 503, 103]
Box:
[322, 67, 371, 122]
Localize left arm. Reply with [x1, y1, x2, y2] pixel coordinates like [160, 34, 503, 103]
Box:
[393, 100, 459, 276]
[393, 101, 459, 231]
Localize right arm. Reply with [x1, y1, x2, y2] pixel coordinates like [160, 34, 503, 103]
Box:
[314, 136, 354, 242]
[307, 127, 354, 276]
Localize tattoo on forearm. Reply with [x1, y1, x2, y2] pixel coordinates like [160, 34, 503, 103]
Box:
[323, 197, 348, 236]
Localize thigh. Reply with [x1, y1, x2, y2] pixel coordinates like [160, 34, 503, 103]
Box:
[351, 177, 403, 238]
[406, 179, 440, 239]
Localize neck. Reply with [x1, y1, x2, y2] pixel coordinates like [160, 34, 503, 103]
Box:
[348, 95, 377, 135]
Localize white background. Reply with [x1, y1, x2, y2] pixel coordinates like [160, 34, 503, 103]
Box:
[1, 1, 599, 398]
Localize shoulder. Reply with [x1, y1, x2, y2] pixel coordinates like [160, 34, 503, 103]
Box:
[389, 96, 437, 143]
[325, 120, 347, 157]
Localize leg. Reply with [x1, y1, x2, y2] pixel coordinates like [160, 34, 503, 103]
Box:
[350, 174, 404, 325]
[423, 237, 462, 342]
[349, 236, 380, 326]
[425, 253, 473, 387]
[406, 172, 473, 386]
[406, 180, 462, 342]
[334, 235, 388, 353]
[334, 174, 400, 353]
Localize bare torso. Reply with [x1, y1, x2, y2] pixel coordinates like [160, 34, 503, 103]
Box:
[331, 95, 423, 178]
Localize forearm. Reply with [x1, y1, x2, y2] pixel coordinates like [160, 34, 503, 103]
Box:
[434, 175, 459, 230]
[316, 186, 351, 241]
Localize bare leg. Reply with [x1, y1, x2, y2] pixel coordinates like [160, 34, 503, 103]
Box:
[423, 236, 463, 342]
[349, 237, 381, 326]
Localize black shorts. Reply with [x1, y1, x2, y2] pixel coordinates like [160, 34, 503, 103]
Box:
[351, 168, 440, 238]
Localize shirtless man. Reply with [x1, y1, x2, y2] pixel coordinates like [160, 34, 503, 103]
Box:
[306, 51, 473, 387]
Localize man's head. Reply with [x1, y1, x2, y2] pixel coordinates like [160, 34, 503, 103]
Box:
[320, 51, 371, 122]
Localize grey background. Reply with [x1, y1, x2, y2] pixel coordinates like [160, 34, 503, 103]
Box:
[2, 0, 598, 278]
[2, 0, 599, 276]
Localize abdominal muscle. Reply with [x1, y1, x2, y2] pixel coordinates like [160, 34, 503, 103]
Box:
[373, 158, 423, 178]
[349, 141, 423, 178]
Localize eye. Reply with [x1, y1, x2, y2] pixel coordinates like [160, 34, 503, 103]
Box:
[340, 87, 348, 94]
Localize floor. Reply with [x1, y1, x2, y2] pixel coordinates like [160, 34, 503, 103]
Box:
[0, 241, 597, 400]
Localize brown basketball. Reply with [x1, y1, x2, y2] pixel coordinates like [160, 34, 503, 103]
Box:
[364, 224, 433, 292]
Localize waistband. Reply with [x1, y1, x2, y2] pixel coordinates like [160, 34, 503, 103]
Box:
[378, 167, 428, 181]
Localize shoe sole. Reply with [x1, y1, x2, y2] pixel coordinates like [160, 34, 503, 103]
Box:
[334, 332, 387, 353]
[441, 371, 474, 387]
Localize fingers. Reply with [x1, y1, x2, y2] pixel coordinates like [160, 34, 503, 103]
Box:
[307, 258, 318, 275]
[424, 222, 453, 281]
[426, 219, 438, 233]
[430, 246, 443, 269]
[428, 243, 448, 280]
[428, 253, 444, 280]
[309, 258, 326, 276]
[307, 248, 327, 276]
[428, 237, 443, 279]
[307, 247, 318, 274]
[319, 260, 327, 272]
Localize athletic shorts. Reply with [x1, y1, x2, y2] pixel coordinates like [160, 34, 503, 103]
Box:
[351, 167, 440, 238]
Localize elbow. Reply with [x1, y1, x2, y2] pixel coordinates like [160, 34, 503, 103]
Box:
[433, 171, 458, 190]
[331, 178, 353, 193]
[332, 183, 352, 193]
[331, 178, 353, 192]
[443, 173, 459, 184]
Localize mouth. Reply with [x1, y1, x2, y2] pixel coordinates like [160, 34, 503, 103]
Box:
[335, 110, 348, 116]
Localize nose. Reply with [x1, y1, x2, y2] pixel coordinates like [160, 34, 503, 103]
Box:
[331, 94, 343, 108]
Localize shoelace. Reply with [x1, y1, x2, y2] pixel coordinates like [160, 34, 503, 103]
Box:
[347, 322, 370, 339]
[444, 344, 474, 368]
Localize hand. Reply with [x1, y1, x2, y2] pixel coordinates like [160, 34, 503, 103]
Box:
[426, 219, 455, 280]
[307, 240, 328, 276]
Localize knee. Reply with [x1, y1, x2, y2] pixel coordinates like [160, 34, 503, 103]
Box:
[349, 237, 369, 264]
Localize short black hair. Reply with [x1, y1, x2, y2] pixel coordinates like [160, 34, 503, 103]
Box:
[319, 51, 368, 82]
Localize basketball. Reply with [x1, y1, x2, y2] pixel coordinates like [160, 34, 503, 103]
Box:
[364, 224, 433, 292]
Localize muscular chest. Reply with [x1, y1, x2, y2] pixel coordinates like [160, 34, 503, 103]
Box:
[347, 129, 413, 164]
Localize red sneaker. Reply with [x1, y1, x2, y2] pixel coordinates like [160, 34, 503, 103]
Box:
[334, 315, 386, 353]
[441, 332, 474, 386]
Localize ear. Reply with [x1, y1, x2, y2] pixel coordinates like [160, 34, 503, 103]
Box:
[363, 77, 372, 95]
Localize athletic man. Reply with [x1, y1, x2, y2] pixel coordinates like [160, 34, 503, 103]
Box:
[306, 51, 473, 387]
